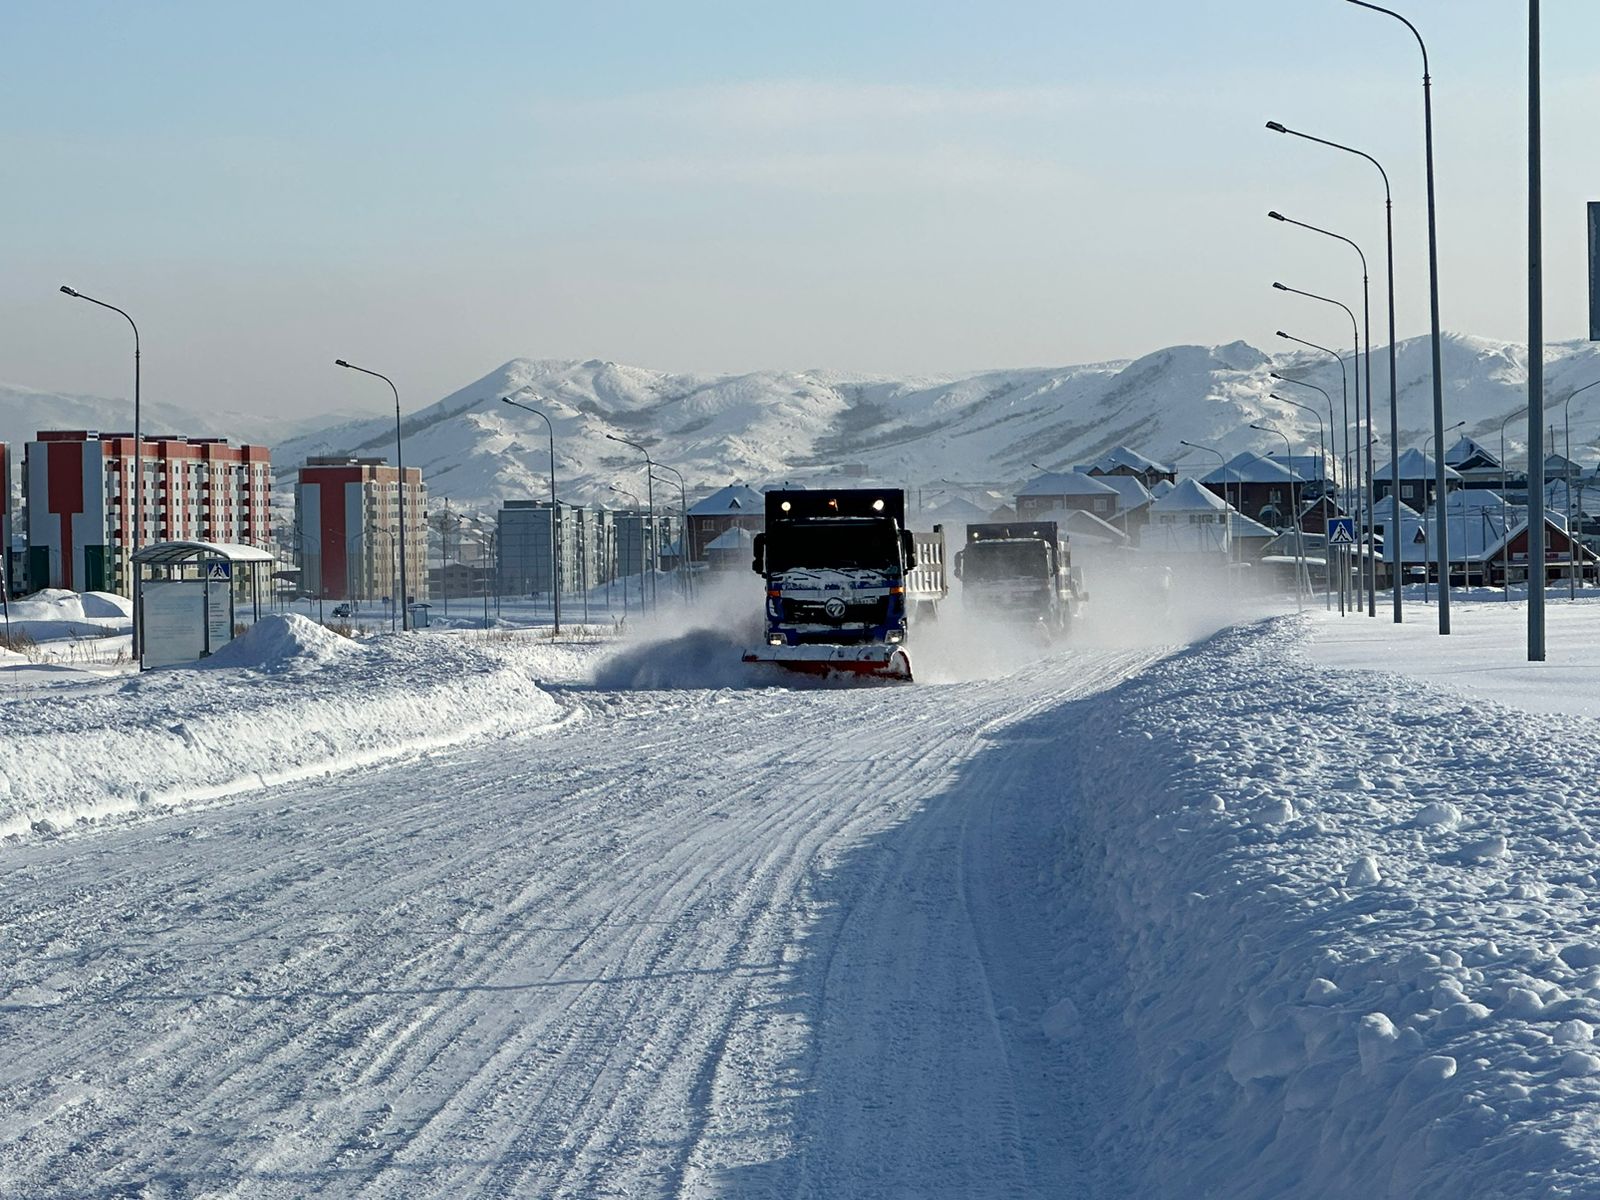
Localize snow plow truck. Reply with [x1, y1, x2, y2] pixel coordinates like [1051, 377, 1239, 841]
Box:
[744, 488, 946, 682]
[953, 520, 1082, 635]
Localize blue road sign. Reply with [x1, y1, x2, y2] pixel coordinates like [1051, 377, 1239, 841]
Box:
[1327, 517, 1356, 547]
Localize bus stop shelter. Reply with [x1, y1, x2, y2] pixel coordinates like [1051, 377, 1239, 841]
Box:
[131, 541, 276, 669]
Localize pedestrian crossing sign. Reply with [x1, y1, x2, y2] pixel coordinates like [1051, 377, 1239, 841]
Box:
[1327, 518, 1356, 547]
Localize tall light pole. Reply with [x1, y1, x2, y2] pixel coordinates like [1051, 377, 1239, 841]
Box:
[1337, 1, 1449, 632]
[1499, 404, 1532, 602]
[652, 461, 692, 601]
[1251, 422, 1307, 608]
[1266, 125, 1404, 624]
[1177, 440, 1235, 571]
[1268, 212, 1378, 616]
[60, 286, 143, 653]
[609, 484, 642, 614]
[1271, 373, 1338, 494]
[1273, 284, 1365, 604]
[1277, 332, 1353, 613]
[1527, 0, 1545, 658]
[335, 359, 412, 632]
[1271, 392, 1332, 611]
[1421, 419, 1465, 605]
[499, 393, 561, 635]
[607, 433, 657, 611]
[1553, 380, 1600, 598]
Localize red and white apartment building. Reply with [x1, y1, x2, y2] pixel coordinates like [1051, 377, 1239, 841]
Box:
[24, 431, 272, 595]
[295, 456, 428, 604]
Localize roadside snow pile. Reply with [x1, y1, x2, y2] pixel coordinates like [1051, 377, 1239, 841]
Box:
[0, 632, 568, 840]
[1072, 616, 1600, 1197]
[200, 613, 364, 674]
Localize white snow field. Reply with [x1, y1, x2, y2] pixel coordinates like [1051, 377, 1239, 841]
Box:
[5, 597, 1600, 1196]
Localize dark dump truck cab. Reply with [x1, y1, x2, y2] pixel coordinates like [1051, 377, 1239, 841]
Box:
[954, 520, 1082, 634]
[744, 488, 944, 681]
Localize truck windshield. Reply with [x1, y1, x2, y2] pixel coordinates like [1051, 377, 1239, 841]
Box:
[965, 540, 1048, 581]
[766, 520, 900, 573]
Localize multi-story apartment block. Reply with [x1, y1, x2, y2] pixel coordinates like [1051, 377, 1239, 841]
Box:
[25, 430, 272, 594]
[296, 456, 427, 604]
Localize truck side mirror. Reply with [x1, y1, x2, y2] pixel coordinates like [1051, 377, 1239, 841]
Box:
[751, 532, 766, 574]
[901, 530, 918, 572]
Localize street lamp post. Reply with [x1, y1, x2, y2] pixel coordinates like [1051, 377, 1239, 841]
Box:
[1270, 392, 1332, 610]
[652, 461, 692, 602]
[335, 359, 412, 632]
[1251, 422, 1307, 608]
[1500, 404, 1532, 602]
[1177, 440, 1236, 577]
[1265, 127, 1404, 624]
[1273, 285, 1365, 605]
[607, 434, 657, 611]
[1268, 213, 1378, 617]
[1555, 380, 1600, 598]
[609, 484, 643, 614]
[1421, 420, 1465, 604]
[59, 286, 143, 655]
[1336, 1, 1449, 632]
[1276, 332, 1352, 613]
[499, 393, 561, 635]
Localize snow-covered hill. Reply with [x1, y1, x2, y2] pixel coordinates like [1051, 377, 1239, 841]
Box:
[17, 333, 1600, 516]
[270, 335, 1600, 511]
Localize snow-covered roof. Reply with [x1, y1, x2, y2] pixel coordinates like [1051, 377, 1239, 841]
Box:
[1150, 478, 1229, 513]
[922, 496, 990, 522]
[1228, 512, 1278, 539]
[1446, 435, 1500, 470]
[131, 541, 277, 566]
[1150, 479, 1176, 498]
[1095, 475, 1155, 512]
[1203, 452, 1302, 485]
[688, 484, 765, 516]
[706, 526, 757, 551]
[1017, 471, 1119, 498]
[1059, 508, 1130, 544]
[1374, 449, 1462, 482]
[1089, 446, 1173, 475]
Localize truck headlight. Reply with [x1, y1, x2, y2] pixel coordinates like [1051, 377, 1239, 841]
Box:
[768, 635, 785, 646]
[886, 630, 904, 644]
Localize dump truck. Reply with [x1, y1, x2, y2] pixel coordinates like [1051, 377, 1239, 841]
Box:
[953, 520, 1081, 635]
[743, 488, 945, 681]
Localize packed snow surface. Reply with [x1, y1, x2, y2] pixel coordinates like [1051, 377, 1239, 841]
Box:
[4, 596, 1600, 1196]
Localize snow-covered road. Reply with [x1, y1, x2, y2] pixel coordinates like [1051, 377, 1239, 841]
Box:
[0, 637, 1162, 1198]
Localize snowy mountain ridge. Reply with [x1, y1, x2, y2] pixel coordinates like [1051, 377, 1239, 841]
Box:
[15, 333, 1600, 515]
[272, 333, 1600, 512]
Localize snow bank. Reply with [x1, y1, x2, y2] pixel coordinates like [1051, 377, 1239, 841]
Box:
[0, 629, 570, 841]
[200, 613, 363, 674]
[5, 588, 132, 646]
[1072, 616, 1600, 1197]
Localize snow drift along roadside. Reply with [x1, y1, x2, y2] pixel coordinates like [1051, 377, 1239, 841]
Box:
[0, 616, 568, 841]
[1071, 616, 1600, 1198]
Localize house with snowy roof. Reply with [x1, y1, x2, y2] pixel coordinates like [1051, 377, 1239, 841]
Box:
[704, 525, 758, 572]
[1373, 450, 1461, 511]
[1444, 435, 1504, 489]
[1084, 446, 1176, 489]
[1091, 475, 1156, 541]
[1142, 479, 1230, 557]
[1015, 471, 1120, 522]
[1201, 453, 1306, 530]
[686, 484, 765, 562]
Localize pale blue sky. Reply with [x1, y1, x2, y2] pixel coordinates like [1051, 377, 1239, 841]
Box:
[3, 2, 1599, 419]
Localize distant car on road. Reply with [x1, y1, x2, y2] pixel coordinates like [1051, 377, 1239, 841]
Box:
[331, 603, 352, 618]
